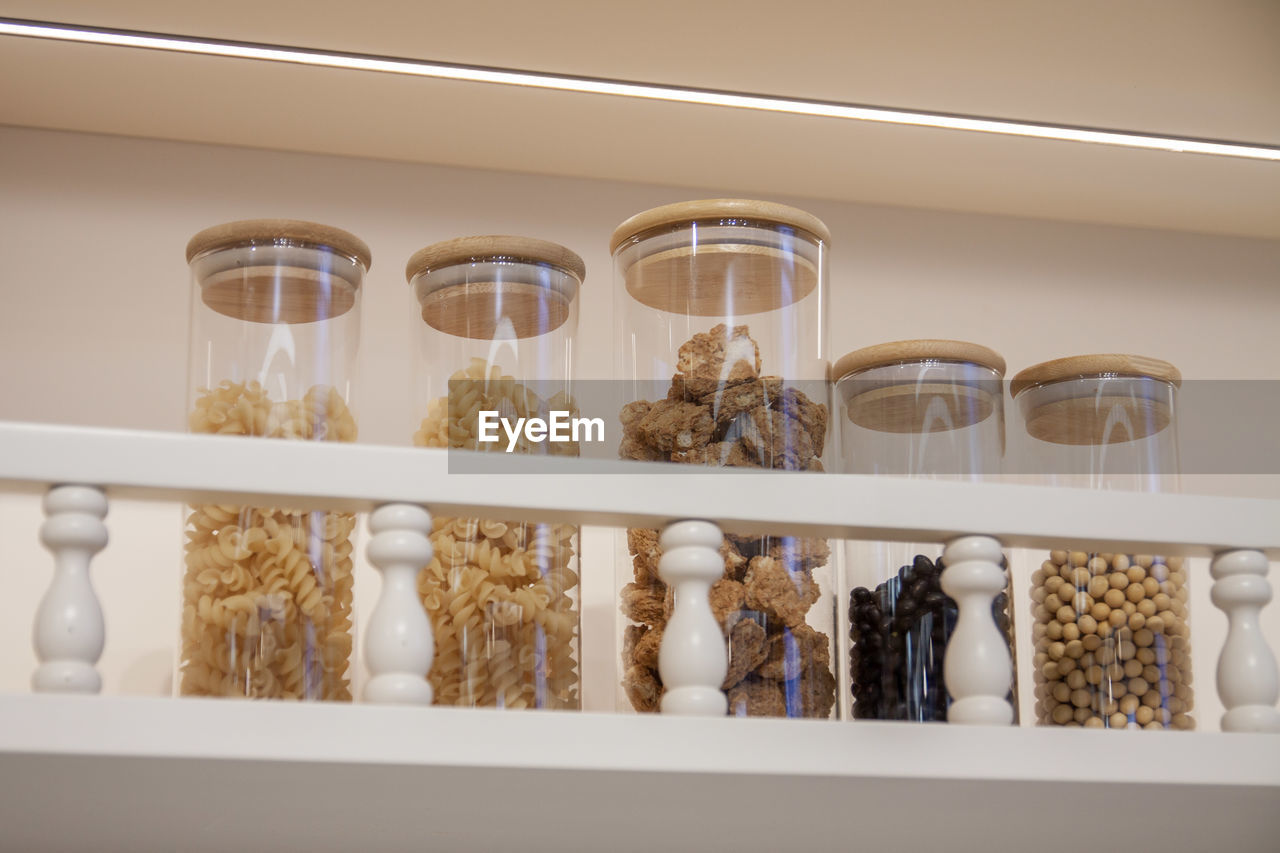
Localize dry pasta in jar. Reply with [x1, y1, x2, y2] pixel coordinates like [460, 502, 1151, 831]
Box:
[407, 236, 586, 709]
[180, 219, 369, 700]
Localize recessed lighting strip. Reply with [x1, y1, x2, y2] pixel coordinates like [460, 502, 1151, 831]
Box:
[3, 17, 1279, 162]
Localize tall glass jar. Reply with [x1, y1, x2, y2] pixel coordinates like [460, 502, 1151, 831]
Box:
[1012, 354, 1194, 730]
[180, 219, 368, 700]
[833, 340, 1014, 722]
[407, 235, 584, 709]
[611, 199, 835, 718]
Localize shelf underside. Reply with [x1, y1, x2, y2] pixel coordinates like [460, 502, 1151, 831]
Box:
[1, 27, 1278, 239]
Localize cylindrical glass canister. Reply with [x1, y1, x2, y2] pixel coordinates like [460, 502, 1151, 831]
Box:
[611, 199, 835, 718]
[180, 219, 369, 700]
[833, 340, 1014, 722]
[407, 236, 584, 709]
[1012, 354, 1194, 730]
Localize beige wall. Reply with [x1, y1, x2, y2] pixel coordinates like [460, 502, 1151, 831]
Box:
[1, 125, 1277, 724]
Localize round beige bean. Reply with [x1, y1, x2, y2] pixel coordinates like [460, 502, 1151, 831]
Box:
[1062, 623, 1081, 642]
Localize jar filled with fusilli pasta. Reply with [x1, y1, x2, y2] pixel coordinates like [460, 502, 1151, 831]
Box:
[406, 235, 584, 709]
[611, 200, 838, 718]
[180, 219, 369, 701]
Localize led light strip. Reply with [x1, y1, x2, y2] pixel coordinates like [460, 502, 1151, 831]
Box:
[3, 17, 1279, 162]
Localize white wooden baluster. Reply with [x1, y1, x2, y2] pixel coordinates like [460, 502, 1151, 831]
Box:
[363, 503, 435, 704]
[33, 485, 108, 693]
[940, 534, 1013, 725]
[658, 520, 728, 716]
[1210, 549, 1280, 733]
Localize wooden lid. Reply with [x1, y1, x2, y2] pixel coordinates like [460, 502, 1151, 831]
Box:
[1010, 354, 1181, 399]
[186, 219, 371, 270]
[404, 235, 585, 284]
[623, 242, 819, 316]
[417, 281, 573, 340]
[845, 383, 998, 434]
[832, 340, 1006, 382]
[200, 266, 358, 325]
[1022, 395, 1173, 445]
[609, 199, 830, 253]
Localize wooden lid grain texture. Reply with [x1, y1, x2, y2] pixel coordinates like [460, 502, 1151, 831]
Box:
[1011, 354, 1181, 398]
[405, 235, 586, 283]
[609, 199, 831, 254]
[185, 219, 371, 270]
[833, 340, 1006, 382]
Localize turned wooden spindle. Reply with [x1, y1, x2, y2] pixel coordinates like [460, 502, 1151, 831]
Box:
[363, 503, 435, 704]
[1210, 549, 1280, 733]
[33, 485, 108, 693]
[940, 534, 1013, 725]
[658, 519, 728, 716]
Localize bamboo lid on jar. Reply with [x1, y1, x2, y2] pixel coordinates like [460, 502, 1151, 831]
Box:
[186, 219, 371, 325]
[832, 340, 1006, 383]
[1012, 354, 1181, 445]
[186, 219, 371, 269]
[405, 236, 585, 340]
[611, 199, 829, 316]
[833, 340, 1005, 434]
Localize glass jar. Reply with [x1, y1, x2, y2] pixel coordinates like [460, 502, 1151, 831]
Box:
[611, 199, 835, 718]
[1012, 354, 1194, 730]
[179, 219, 368, 700]
[407, 235, 584, 709]
[834, 340, 1014, 722]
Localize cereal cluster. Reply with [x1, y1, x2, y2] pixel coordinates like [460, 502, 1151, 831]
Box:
[414, 359, 580, 709]
[1031, 551, 1194, 729]
[181, 380, 357, 700]
[849, 554, 1013, 721]
[618, 325, 835, 717]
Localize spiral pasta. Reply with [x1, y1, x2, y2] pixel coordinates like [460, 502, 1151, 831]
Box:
[414, 359, 580, 709]
[179, 380, 357, 700]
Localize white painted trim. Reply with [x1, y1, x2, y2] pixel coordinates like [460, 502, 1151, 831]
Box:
[0, 422, 1276, 555]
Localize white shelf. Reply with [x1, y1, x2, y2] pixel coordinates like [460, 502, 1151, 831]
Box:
[1, 421, 1278, 555]
[0, 692, 1276, 852]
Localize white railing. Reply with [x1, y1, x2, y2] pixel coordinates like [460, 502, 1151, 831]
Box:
[1, 420, 1277, 731]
